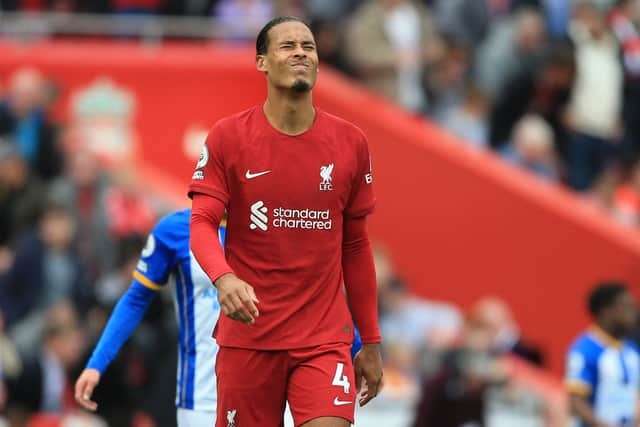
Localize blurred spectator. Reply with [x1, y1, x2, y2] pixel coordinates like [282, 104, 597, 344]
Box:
[432, 0, 491, 48]
[310, 19, 356, 77]
[475, 7, 547, 102]
[104, 167, 156, 239]
[0, 68, 63, 181]
[375, 246, 462, 366]
[500, 114, 561, 182]
[609, 0, 640, 159]
[412, 309, 508, 427]
[489, 41, 575, 156]
[0, 203, 91, 356]
[566, 0, 623, 190]
[439, 84, 490, 149]
[0, 141, 47, 252]
[49, 149, 114, 279]
[4, 302, 83, 415]
[424, 38, 473, 120]
[583, 163, 624, 215]
[468, 297, 544, 366]
[543, 0, 573, 38]
[213, 0, 274, 41]
[346, 0, 442, 113]
[305, 0, 358, 21]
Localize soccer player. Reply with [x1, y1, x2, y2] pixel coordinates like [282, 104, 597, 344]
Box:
[565, 282, 639, 427]
[74, 209, 224, 426]
[189, 15, 383, 427]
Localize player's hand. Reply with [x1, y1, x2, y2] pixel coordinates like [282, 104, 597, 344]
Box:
[74, 368, 101, 411]
[353, 343, 383, 407]
[215, 273, 260, 324]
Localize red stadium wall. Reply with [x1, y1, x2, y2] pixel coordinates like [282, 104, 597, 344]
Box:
[2, 40, 640, 375]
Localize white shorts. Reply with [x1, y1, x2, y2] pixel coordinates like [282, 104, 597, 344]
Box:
[176, 408, 216, 427]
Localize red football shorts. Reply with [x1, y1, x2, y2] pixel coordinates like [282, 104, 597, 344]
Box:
[215, 342, 356, 427]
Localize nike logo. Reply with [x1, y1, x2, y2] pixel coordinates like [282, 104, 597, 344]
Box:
[245, 170, 272, 179]
[333, 397, 352, 406]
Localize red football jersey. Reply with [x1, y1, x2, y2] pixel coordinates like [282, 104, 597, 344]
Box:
[189, 105, 375, 349]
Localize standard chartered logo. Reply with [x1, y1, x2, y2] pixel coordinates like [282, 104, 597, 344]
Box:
[249, 200, 333, 231]
[250, 201, 269, 231]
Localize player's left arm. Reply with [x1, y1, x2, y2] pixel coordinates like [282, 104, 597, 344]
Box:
[342, 215, 383, 406]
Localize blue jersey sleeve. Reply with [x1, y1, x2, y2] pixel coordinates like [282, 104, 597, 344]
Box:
[565, 336, 598, 396]
[133, 218, 178, 289]
[351, 326, 362, 359]
[86, 281, 156, 373]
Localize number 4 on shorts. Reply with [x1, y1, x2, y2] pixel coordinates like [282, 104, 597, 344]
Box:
[332, 362, 350, 394]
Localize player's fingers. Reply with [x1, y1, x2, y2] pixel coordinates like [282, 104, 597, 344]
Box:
[229, 294, 254, 324]
[75, 380, 98, 411]
[359, 372, 382, 406]
[355, 369, 364, 394]
[240, 287, 259, 317]
[247, 285, 260, 304]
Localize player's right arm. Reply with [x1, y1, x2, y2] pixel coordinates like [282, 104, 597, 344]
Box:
[75, 220, 176, 411]
[188, 123, 259, 325]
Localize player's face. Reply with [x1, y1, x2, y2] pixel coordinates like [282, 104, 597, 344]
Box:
[612, 292, 637, 336]
[257, 21, 319, 93]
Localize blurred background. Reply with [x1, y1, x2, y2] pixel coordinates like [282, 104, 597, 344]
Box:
[1, 0, 640, 426]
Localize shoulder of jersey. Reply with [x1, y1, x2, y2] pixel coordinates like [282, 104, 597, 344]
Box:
[152, 209, 191, 250]
[212, 106, 258, 134]
[319, 109, 367, 140]
[570, 332, 604, 358]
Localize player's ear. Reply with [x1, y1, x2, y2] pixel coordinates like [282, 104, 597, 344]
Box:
[256, 54, 268, 73]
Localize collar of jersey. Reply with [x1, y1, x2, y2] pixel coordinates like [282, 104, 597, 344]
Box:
[589, 325, 623, 349]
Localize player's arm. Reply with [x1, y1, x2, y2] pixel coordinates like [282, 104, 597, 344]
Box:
[75, 279, 158, 411]
[190, 194, 259, 324]
[565, 350, 614, 427]
[342, 215, 383, 406]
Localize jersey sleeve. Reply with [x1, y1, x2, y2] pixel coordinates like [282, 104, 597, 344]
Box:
[565, 341, 595, 396]
[188, 123, 231, 205]
[344, 132, 376, 218]
[133, 221, 176, 290]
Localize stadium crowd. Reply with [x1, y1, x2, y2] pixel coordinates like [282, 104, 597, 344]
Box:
[0, 0, 639, 426]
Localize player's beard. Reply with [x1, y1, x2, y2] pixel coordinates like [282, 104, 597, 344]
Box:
[292, 79, 311, 93]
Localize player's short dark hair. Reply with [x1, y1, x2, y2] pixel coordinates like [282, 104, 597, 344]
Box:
[256, 16, 311, 56]
[588, 282, 628, 316]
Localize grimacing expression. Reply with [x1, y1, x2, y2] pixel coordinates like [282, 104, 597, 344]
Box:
[257, 21, 319, 92]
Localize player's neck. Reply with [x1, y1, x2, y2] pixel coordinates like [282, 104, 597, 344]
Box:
[263, 91, 315, 136]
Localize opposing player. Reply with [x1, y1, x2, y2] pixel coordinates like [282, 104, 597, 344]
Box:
[74, 209, 224, 426]
[565, 282, 639, 427]
[189, 16, 383, 427]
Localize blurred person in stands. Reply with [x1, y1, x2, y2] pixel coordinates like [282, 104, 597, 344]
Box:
[489, 41, 575, 157]
[4, 302, 83, 418]
[0, 141, 47, 260]
[0, 203, 92, 356]
[213, 0, 274, 41]
[49, 149, 114, 280]
[346, 0, 443, 113]
[500, 114, 561, 182]
[475, 7, 547, 102]
[423, 38, 473, 121]
[104, 166, 156, 240]
[565, 282, 639, 427]
[309, 19, 356, 77]
[609, 0, 640, 159]
[0, 67, 63, 180]
[566, 0, 623, 191]
[412, 305, 508, 427]
[439, 84, 490, 149]
[432, 0, 491, 49]
[468, 297, 544, 366]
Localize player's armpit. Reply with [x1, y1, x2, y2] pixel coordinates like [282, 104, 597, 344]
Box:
[190, 193, 234, 283]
